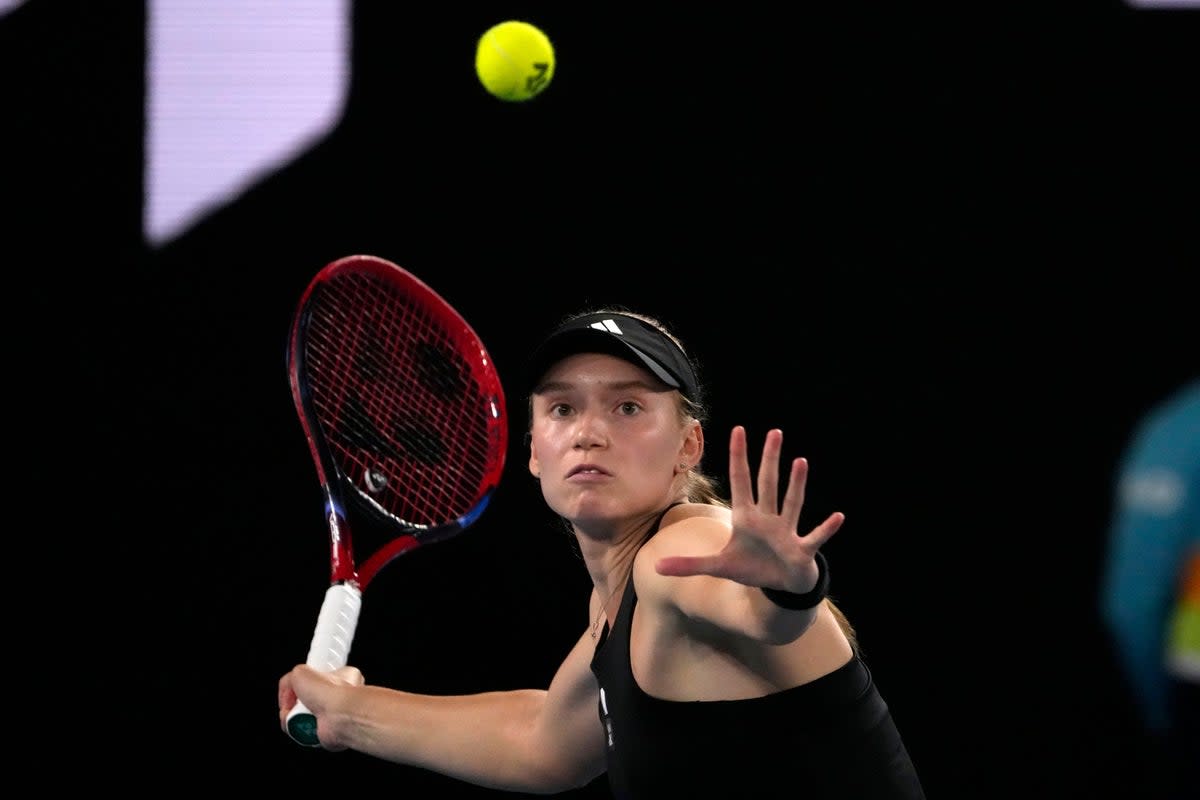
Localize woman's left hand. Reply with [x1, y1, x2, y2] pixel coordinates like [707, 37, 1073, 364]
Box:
[655, 425, 843, 593]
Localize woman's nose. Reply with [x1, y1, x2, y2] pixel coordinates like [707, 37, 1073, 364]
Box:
[573, 412, 607, 448]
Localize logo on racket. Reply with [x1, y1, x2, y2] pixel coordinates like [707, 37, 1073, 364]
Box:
[364, 467, 389, 494]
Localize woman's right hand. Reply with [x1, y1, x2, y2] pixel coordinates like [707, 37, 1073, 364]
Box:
[278, 664, 365, 750]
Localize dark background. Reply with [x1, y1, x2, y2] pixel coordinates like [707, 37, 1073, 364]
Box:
[10, 1, 1197, 795]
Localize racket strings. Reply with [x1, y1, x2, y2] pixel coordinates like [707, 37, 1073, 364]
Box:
[302, 274, 502, 528]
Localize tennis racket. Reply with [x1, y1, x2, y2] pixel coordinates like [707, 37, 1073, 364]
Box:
[283, 254, 508, 746]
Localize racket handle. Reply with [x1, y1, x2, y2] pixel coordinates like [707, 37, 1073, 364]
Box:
[286, 583, 363, 747]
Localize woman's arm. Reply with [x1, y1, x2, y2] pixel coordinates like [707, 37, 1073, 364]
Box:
[638, 517, 825, 644]
[279, 629, 608, 794]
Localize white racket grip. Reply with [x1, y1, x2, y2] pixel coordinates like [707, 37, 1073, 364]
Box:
[285, 583, 363, 746]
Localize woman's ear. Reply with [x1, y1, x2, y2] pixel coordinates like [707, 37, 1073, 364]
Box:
[528, 441, 541, 479]
[680, 420, 703, 468]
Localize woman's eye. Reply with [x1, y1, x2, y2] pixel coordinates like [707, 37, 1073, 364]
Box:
[618, 401, 640, 415]
[550, 403, 572, 417]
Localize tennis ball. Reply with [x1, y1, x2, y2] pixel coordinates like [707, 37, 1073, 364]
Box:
[475, 20, 555, 102]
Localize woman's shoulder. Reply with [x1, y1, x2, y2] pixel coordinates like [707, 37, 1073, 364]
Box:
[642, 502, 730, 557]
[665, 500, 730, 526]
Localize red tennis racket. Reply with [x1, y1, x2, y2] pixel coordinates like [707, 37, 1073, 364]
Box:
[283, 254, 508, 746]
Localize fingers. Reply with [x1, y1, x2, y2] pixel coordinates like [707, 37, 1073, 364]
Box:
[656, 553, 720, 578]
[779, 456, 809, 524]
[727, 425, 751, 508]
[334, 665, 365, 686]
[805, 511, 846, 549]
[278, 669, 300, 729]
[730, 426, 787, 509]
[756, 429, 783, 511]
[731, 427, 832, 533]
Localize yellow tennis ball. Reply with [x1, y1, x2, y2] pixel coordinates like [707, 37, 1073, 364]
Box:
[475, 20, 555, 102]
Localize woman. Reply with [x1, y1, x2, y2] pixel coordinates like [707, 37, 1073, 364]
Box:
[278, 308, 926, 798]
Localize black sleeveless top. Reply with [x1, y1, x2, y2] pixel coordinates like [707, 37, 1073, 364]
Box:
[588, 507, 927, 799]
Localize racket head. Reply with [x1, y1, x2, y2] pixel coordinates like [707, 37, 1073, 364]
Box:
[287, 254, 508, 585]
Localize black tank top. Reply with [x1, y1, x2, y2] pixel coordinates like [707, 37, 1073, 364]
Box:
[588, 506, 927, 799]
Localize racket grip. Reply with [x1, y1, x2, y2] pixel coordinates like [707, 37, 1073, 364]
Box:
[286, 583, 363, 747]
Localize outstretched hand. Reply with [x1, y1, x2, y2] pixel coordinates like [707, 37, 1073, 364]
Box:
[655, 426, 844, 593]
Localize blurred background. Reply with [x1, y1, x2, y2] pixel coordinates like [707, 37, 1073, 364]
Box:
[9, 1, 1197, 795]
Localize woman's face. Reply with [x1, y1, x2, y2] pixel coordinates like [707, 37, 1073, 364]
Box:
[528, 352, 696, 528]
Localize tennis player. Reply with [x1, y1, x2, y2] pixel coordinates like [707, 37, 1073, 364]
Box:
[279, 308, 927, 798]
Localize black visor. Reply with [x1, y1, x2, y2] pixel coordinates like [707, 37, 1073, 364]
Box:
[525, 312, 700, 401]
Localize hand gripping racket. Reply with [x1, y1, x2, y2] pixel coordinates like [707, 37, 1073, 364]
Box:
[284, 254, 508, 746]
